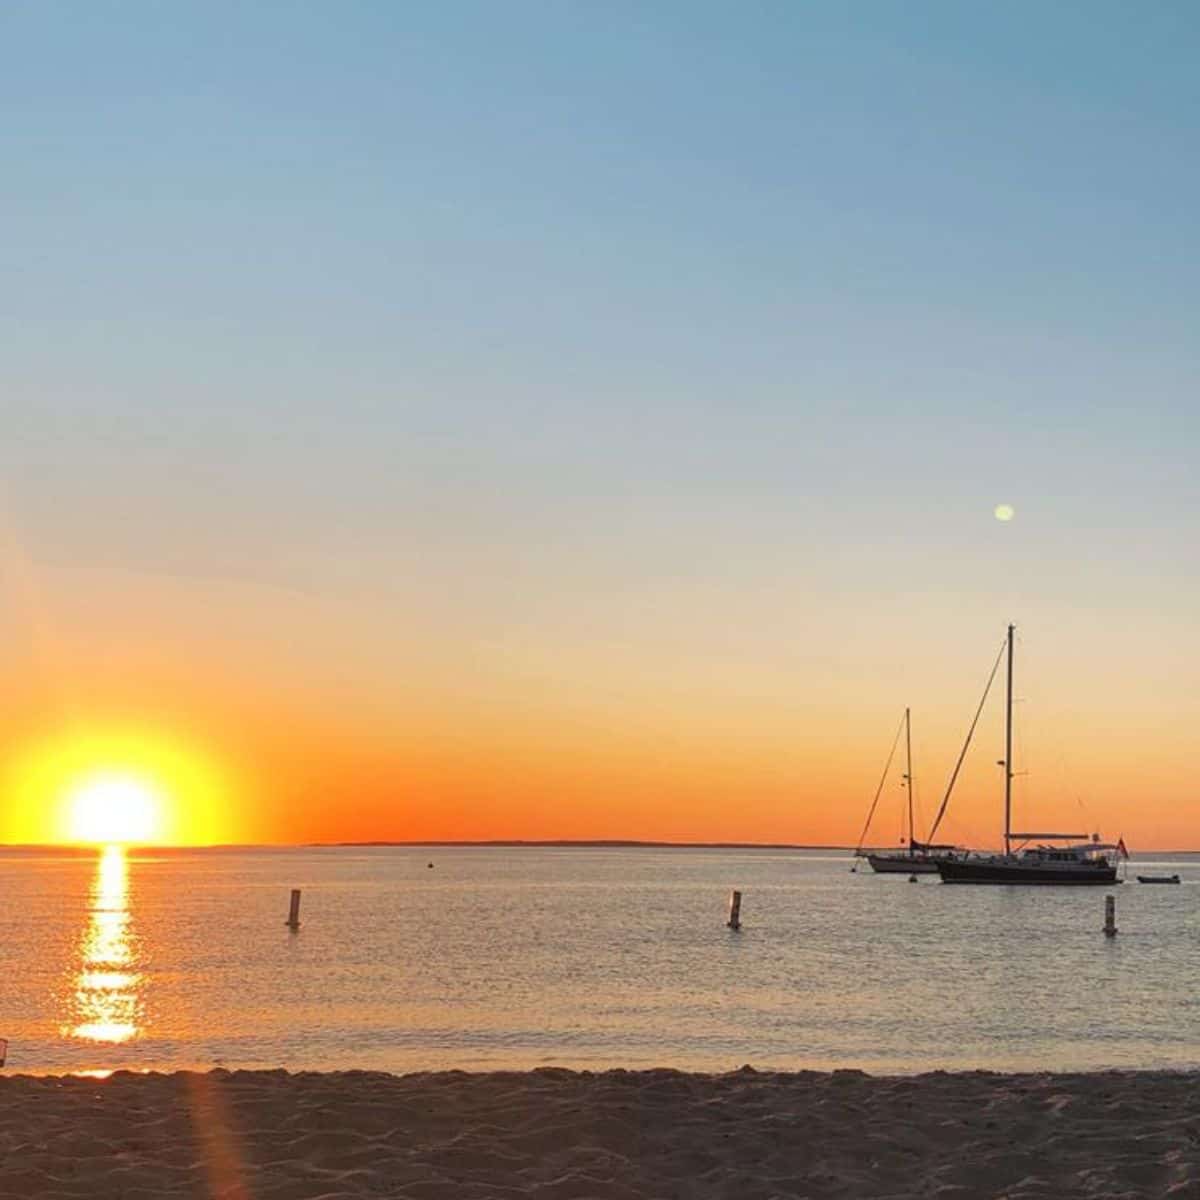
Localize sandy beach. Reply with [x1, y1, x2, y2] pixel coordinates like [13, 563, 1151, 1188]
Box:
[2, 1067, 1198, 1199]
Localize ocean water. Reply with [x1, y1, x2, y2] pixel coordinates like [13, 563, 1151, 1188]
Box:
[1, 845, 1198, 1077]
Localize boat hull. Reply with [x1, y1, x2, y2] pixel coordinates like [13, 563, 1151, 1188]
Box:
[936, 858, 1118, 885]
[866, 854, 940, 875]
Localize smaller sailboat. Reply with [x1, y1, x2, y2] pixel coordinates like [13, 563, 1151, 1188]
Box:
[855, 708, 953, 874]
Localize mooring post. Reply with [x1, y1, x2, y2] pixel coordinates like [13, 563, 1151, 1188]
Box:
[727, 889, 742, 930]
[286, 888, 302, 930]
[0, 1037, 7, 1067]
[1104, 894, 1117, 937]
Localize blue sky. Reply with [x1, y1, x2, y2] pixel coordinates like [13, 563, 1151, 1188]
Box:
[2, 3, 1198, 840]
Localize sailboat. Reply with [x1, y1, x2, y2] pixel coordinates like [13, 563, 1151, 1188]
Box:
[855, 708, 952, 874]
[935, 625, 1124, 885]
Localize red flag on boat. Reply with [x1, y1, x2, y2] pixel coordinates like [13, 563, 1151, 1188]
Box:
[1116, 837, 1129, 859]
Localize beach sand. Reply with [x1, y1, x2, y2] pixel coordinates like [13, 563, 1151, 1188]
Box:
[1, 1066, 1197, 1198]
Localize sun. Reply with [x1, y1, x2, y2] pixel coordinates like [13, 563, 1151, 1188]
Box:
[67, 776, 163, 845]
[2, 726, 242, 845]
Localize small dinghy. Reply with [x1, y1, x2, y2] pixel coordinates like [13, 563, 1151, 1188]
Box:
[1137, 874, 1180, 884]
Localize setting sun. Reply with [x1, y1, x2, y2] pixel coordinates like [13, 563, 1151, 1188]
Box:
[67, 777, 162, 845]
[0, 725, 241, 845]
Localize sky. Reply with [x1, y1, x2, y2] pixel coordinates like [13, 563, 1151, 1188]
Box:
[2, 2, 1198, 846]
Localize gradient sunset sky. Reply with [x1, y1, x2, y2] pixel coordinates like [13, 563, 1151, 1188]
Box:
[2, 3, 1197, 847]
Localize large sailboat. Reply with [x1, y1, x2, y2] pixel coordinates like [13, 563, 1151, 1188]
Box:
[935, 625, 1124, 886]
[855, 708, 951, 874]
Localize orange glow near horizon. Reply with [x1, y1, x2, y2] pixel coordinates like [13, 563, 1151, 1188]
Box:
[0, 705, 1187, 848]
[0, 629, 1191, 849]
[0, 531, 1191, 849]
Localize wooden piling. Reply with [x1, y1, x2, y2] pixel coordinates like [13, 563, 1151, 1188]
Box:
[727, 889, 742, 930]
[1104, 894, 1116, 937]
[286, 888, 302, 930]
[0, 1037, 7, 1067]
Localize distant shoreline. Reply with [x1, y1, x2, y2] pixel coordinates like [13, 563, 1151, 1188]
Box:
[324, 839, 851, 850]
[1, 839, 1196, 853]
[0, 839, 854, 852]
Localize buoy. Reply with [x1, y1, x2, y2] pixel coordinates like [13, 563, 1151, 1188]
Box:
[286, 888, 301, 930]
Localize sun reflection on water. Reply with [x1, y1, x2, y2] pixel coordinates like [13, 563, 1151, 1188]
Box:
[65, 845, 143, 1044]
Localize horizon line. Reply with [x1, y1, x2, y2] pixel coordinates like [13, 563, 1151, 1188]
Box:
[0, 839, 1192, 854]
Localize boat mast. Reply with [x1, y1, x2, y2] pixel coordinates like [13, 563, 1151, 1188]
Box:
[1004, 623, 1014, 856]
[853, 710, 907, 858]
[904, 706, 914, 857]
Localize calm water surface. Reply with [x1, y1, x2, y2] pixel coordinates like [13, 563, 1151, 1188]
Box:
[1, 845, 1197, 1075]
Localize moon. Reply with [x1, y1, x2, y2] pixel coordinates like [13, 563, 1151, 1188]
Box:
[994, 503, 1015, 522]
